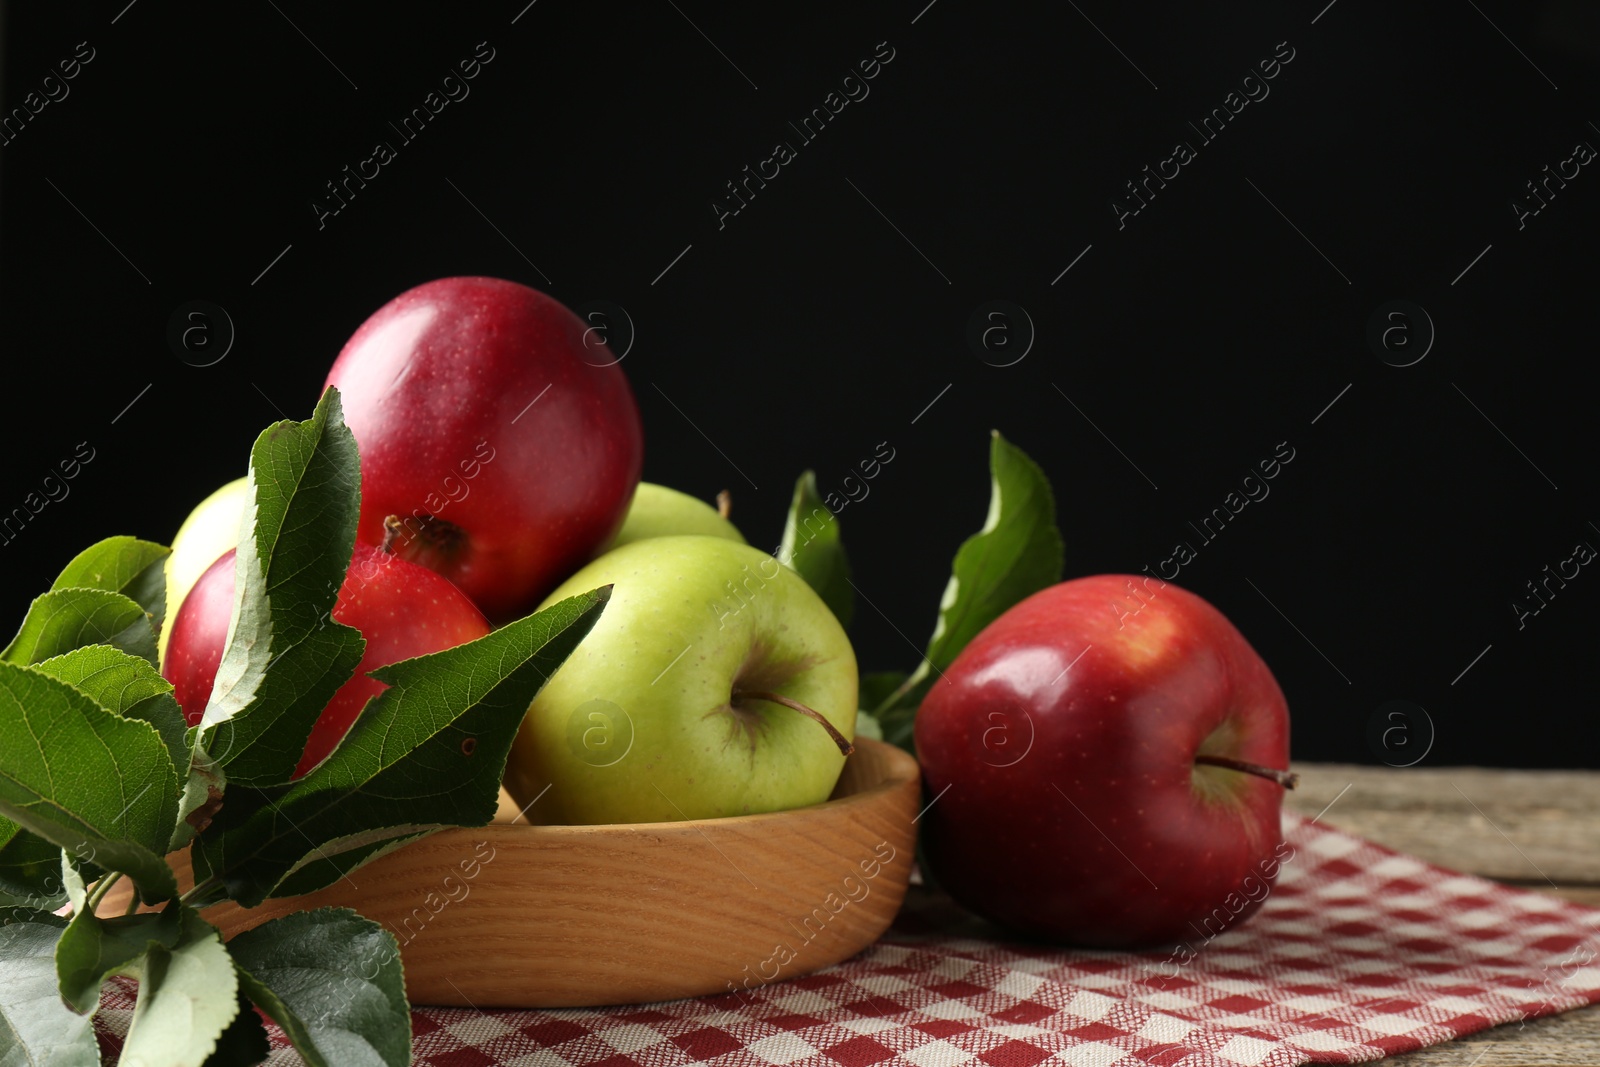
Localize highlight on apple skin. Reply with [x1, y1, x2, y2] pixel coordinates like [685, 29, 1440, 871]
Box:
[325, 276, 644, 623]
[913, 574, 1293, 948]
[503, 535, 858, 825]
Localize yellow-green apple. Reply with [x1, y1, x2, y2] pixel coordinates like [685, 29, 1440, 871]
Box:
[157, 476, 248, 668]
[324, 277, 644, 622]
[162, 543, 491, 778]
[158, 477, 248, 667]
[503, 535, 857, 824]
[913, 574, 1294, 947]
[601, 483, 745, 554]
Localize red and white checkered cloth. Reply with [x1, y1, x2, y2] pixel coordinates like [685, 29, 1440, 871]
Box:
[94, 813, 1600, 1066]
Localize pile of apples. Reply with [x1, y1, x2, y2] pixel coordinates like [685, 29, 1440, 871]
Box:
[161, 276, 1297, 950]
[162, 276, 858, 821]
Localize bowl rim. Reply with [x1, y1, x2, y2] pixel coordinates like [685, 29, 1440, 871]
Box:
[490, 736, 920, 837]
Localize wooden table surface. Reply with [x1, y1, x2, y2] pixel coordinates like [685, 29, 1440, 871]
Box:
[1284, 764, 1600, 1066]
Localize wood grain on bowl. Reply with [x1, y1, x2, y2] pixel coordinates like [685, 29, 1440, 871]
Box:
[100, 738, 921, 1008]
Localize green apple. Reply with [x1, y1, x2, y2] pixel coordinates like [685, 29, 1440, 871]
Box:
[601, 483, 745, 553]
[158, 477, 249, 667]
[504, 535, 857, 824]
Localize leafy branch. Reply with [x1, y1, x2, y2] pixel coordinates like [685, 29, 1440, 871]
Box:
[0, 388, 607, 1066]
[868, 431, 1063, 752]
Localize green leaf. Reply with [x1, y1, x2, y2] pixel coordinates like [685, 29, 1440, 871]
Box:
[918, 432, 1062, 672]
[170, 744, 227, 853]
[34, 645, 188, 780]
[268, 829, 432, 901]
[56, 901, 183, 1013]
[59, 853, 87, 914]
[0, 661, 179, 903]
[3, 518, 168, 672]
[199, 386, 366, 789]
[119, 906, 241, 1067]
[194, 587, 610, 907]
[778, 471, 853, 628]
[1, 587, 157, 666]
[0, 908, 99, 1067]
[204, 992, 272, 1067]
[228, 907, 409, 1067]
[50, 535, 171, 637]
[877, 432, 1062, 749]
[30, 645, 224, 853]
[0, 823, 66, 909]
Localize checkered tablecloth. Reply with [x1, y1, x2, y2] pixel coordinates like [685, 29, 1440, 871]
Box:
[93, 812, 1600, 1066]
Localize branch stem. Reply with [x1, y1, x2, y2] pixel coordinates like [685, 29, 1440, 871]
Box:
[180, 876, 222, 908]
[872, 662, 927, 719]
[82, 872, 123, 916]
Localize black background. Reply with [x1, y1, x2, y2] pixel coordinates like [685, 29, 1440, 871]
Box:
[1, 1, 1595, 768]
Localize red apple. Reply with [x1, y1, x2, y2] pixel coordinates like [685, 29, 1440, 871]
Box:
[324, 277, 644, 621]
[913, 574, 1294, 947]
[163, 543, 492, 778]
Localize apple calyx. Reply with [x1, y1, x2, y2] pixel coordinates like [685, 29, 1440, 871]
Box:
[1193, 753, 1299, 790]
[716, 490, 732, 520]
[383, 513, 467, 564]
[731, 688, 854, 756]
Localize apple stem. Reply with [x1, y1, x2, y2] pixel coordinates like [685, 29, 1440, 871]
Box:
[381, 515, 403, 555]
[717, 490, 732, 520]
[1193, 753, 1299, 789]
[732, 689, 854, 756]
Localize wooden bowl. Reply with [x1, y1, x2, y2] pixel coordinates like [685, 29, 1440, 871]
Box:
[103, 738, 920, 1008]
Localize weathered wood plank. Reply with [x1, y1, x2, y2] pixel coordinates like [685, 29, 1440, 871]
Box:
[1503, 883, 1600, 909]
[1285, 764, 1600, 884]
[1285, 764, 1600, 1063]
[1381, 1002, 1600, 1065]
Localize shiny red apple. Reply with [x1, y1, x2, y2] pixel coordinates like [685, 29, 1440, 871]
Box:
[324, 277, 644, 621]
[162, 543, 492, 778]
[913, 574, 1294, 947]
